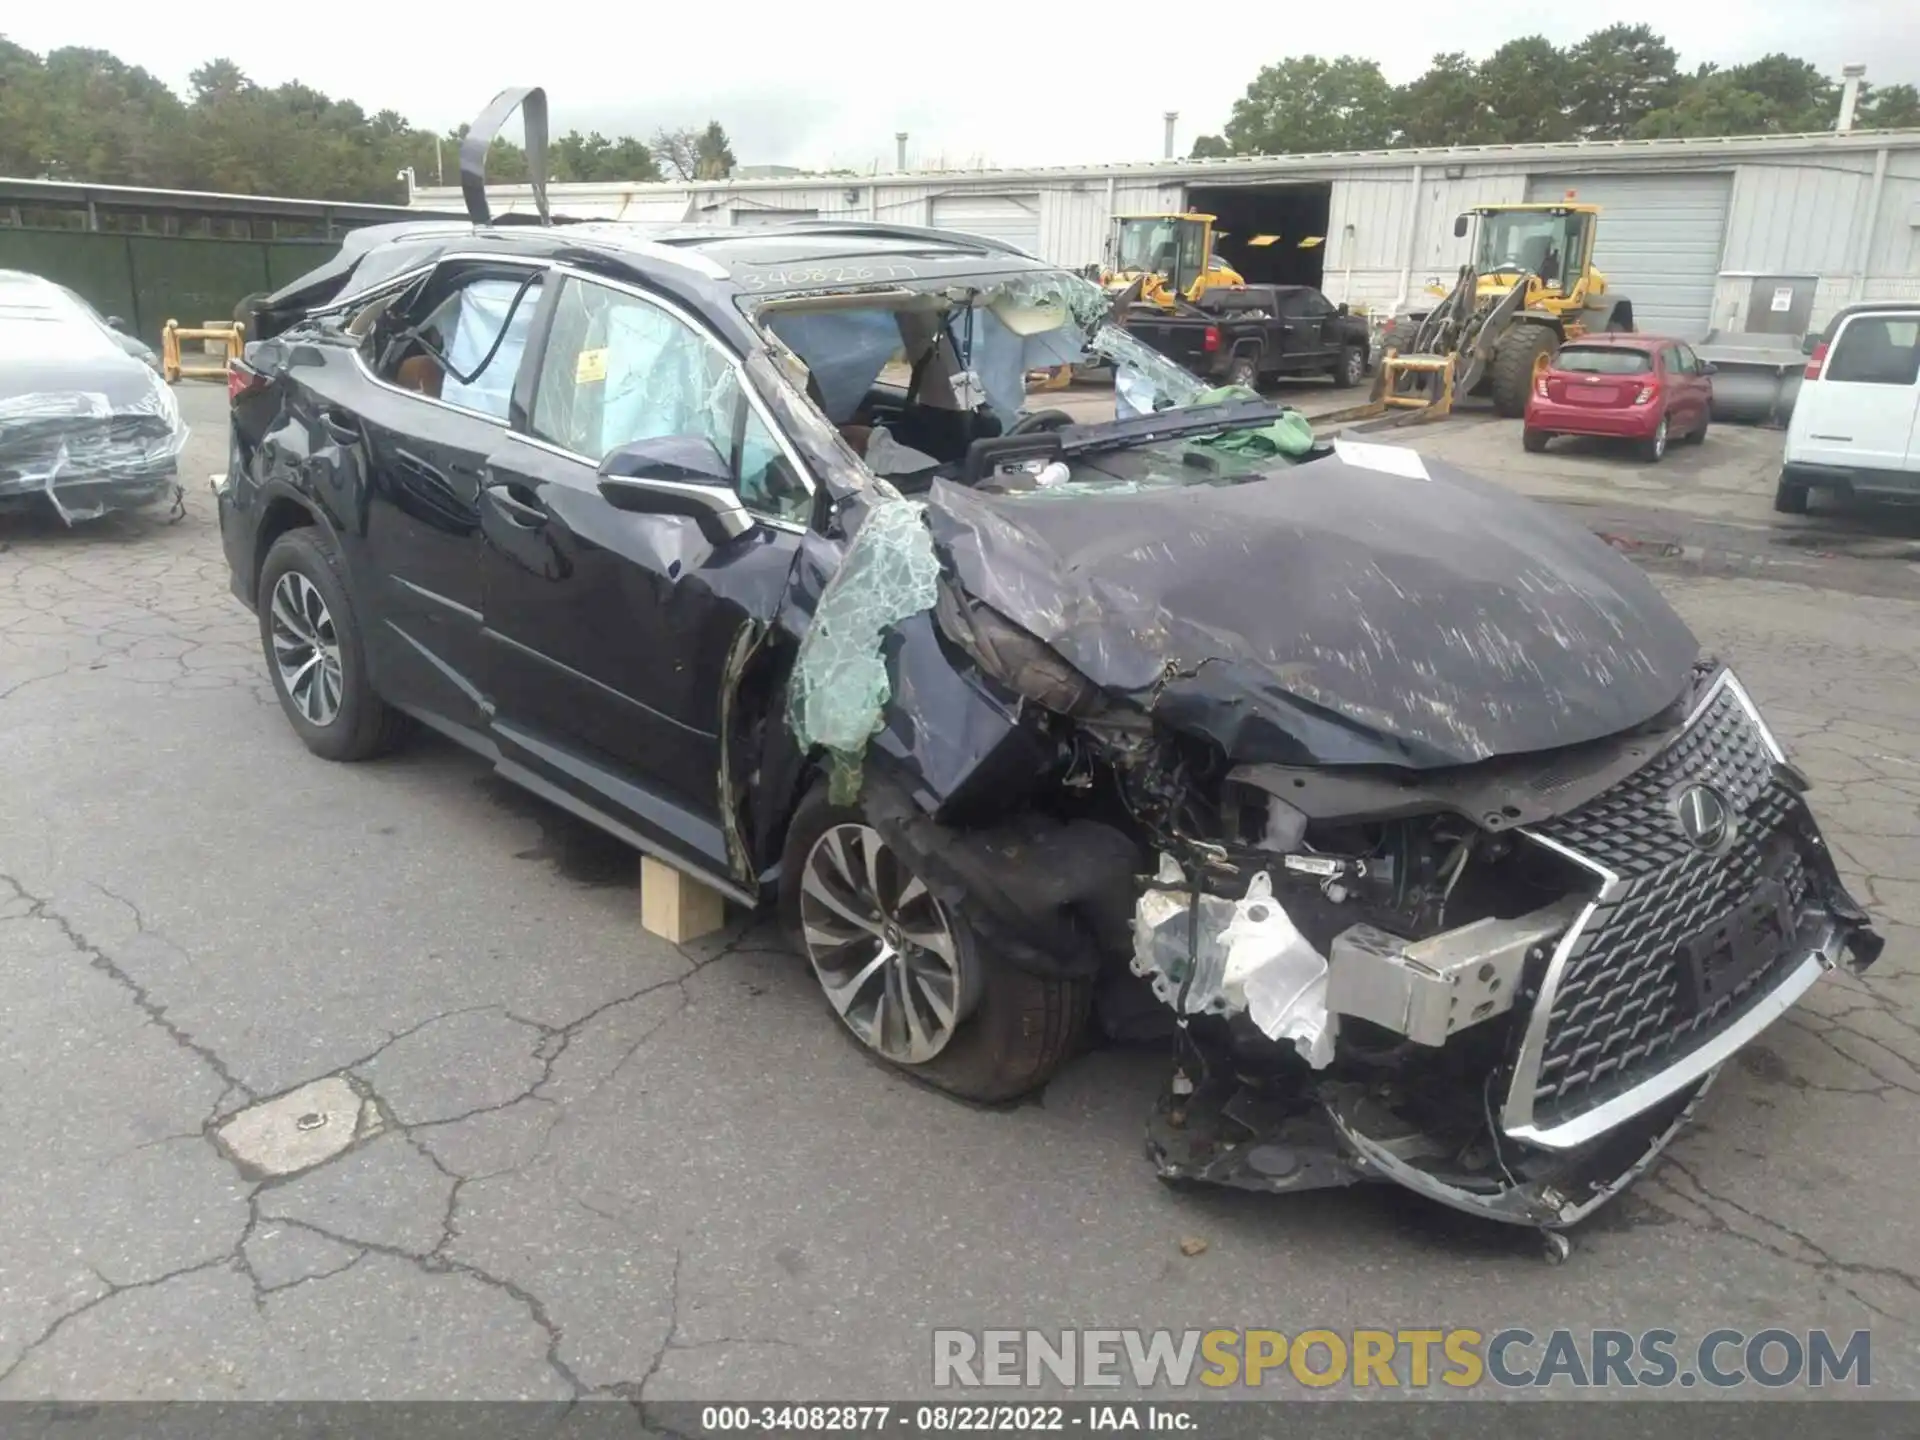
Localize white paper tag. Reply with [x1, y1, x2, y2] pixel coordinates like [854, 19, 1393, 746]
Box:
[1333, 438, 1430, 481]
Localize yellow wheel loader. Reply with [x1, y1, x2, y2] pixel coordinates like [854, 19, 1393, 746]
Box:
[1364, 202, 1636, 422]
[1100, 213, 1246, 310]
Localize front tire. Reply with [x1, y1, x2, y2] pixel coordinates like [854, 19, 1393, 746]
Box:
[1489, 326, 1560, 418]
[1332, 345, 1366, 388]
[779, 783, 1088, 1103]
[1775, 474, 1811, 514]
[257, 527, 408, 762]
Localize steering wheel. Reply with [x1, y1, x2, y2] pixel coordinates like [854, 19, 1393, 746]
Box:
[1006, 408, 1076, 436]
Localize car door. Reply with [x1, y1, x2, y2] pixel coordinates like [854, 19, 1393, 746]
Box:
[1273, 289, 1328, 368]
[347, 258, 546, 730]
[1670, 343, 1708, 431]
[478, 268, 816, 879]
[1792, 312, 1920, 473]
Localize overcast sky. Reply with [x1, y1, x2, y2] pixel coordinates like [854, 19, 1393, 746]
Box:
[8, 1, 1912, 172]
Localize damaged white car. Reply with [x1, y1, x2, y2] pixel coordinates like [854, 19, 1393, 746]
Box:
[220, 88, 1881, 1251]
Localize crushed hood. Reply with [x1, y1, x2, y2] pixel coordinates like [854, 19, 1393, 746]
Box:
[921, 452, 1700, 768]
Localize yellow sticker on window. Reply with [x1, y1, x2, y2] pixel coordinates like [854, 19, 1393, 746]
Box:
[575, 348, 608, 384]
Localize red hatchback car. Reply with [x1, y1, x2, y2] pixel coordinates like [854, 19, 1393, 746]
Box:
[1522, 335, 1715, 462]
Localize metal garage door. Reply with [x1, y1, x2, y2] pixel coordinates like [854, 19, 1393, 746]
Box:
[1526, 172, 1732, 339]
[928, 193, 1041, 255]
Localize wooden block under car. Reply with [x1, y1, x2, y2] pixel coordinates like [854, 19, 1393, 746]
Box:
[640, 854, 727, 942]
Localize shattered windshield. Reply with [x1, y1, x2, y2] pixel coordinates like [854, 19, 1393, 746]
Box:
[755, 268, 1231, 443]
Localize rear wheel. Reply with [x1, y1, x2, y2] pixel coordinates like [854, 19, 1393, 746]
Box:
[257, 528, 409, 761]
[780, 784, 1088, 1103]
[1774, 474, 1811, 514]
[1522, 427, 1551, 454]
[1332, 344, 1366, 388]
[1224, 353, 1259, 390]
[1637, 415, 1670, 464]
[1488, 326, 1560, 418]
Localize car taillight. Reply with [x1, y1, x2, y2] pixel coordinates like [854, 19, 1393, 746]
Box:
[1535, 377, 1550, 398]
[1202, 325, 1221, 353]
[1633, 384, 1658, 406]
[227, 360, 268, 404]
[1804, 342, 1828, 380]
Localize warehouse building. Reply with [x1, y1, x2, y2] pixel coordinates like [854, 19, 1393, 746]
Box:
[410, 127, 1920, 340]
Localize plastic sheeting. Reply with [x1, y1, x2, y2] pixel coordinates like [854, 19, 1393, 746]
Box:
[785, 485, 942, 802]
[0, 385, 188, 525]
[766, 310, 905, 423]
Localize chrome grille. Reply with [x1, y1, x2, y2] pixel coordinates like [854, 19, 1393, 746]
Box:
[1519, 677, 1809, 1126]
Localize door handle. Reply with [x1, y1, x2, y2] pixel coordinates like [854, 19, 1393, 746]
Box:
[319, 409, 360, 445]
[484, 479, 548, 526]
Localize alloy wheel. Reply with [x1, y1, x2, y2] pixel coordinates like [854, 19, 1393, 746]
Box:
[269, 571, 344, 727]
[799, 823, 969, 1064]
[1651, 417, 1668, 460]
[1343, 348, 1363, 385]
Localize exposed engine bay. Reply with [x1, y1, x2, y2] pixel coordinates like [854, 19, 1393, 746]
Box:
[1005, 659, 1870, 1245]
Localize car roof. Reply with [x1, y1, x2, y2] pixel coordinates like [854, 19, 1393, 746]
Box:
[1818, 300, 1920, 336]
[368, 218, 1051, 293]
[1558, 334, 1673, 353]
[257, 217, 1066, 341]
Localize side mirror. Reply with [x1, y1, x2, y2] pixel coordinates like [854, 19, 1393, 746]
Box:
[597, 435, 754, 544]
[105, 315, 128, 333]
[1452, 214, 1469, 239]
[1800, 332, 1819, 355]
[1699, 361, 1718, 376]
[1336, 302, 1350, 316]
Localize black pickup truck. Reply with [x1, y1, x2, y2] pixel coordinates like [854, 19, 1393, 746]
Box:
[1125, 285, 1372, 389]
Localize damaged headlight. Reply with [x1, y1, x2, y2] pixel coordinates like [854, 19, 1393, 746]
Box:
[933, 580, 1102, 717]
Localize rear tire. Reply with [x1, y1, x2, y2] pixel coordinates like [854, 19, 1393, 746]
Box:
[1332, 345, 1366, 389]
[1224, 353, 1259, 390]
[779, 782, 1089, 1104]
[1774, 474, 1811, 515]
[257, 528, 409, 762]
[1488, 326, 1560, 418]
[1522, 427, 1551, 453]
[1637, 415, 1670, 464]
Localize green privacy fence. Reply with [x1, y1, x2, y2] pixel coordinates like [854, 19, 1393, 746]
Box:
[0, 229, 341, 345]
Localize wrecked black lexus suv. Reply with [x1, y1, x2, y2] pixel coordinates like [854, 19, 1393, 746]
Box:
[219, 89, 1879, 1243]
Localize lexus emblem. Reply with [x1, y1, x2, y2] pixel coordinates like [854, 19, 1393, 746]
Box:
[1676, 785, 1732, 851]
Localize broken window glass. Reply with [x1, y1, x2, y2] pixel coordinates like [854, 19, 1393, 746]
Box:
[786, 486, 941, 802]
[531, 277, 738, 463]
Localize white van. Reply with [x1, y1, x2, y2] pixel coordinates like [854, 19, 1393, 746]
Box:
[1778, 302, 1920, 513]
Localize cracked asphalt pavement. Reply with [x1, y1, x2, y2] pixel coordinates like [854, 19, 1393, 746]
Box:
[3, 383, 1918, 1402]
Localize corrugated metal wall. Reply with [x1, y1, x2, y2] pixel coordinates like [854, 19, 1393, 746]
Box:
[416, 136, 1920, 328]
[1723, 157, 1873, 273]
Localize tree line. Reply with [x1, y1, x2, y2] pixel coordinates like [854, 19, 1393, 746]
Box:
[0, 40, 738, 203]
[3, 29, 1916, 204]
[1192, 25, 1920, 156]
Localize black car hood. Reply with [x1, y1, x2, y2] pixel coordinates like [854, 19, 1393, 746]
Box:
[921, 451, 1700, 768]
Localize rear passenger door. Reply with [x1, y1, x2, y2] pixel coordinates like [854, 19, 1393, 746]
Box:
[1274, 289, 1332, 366]
[349, 259, 546, 730]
